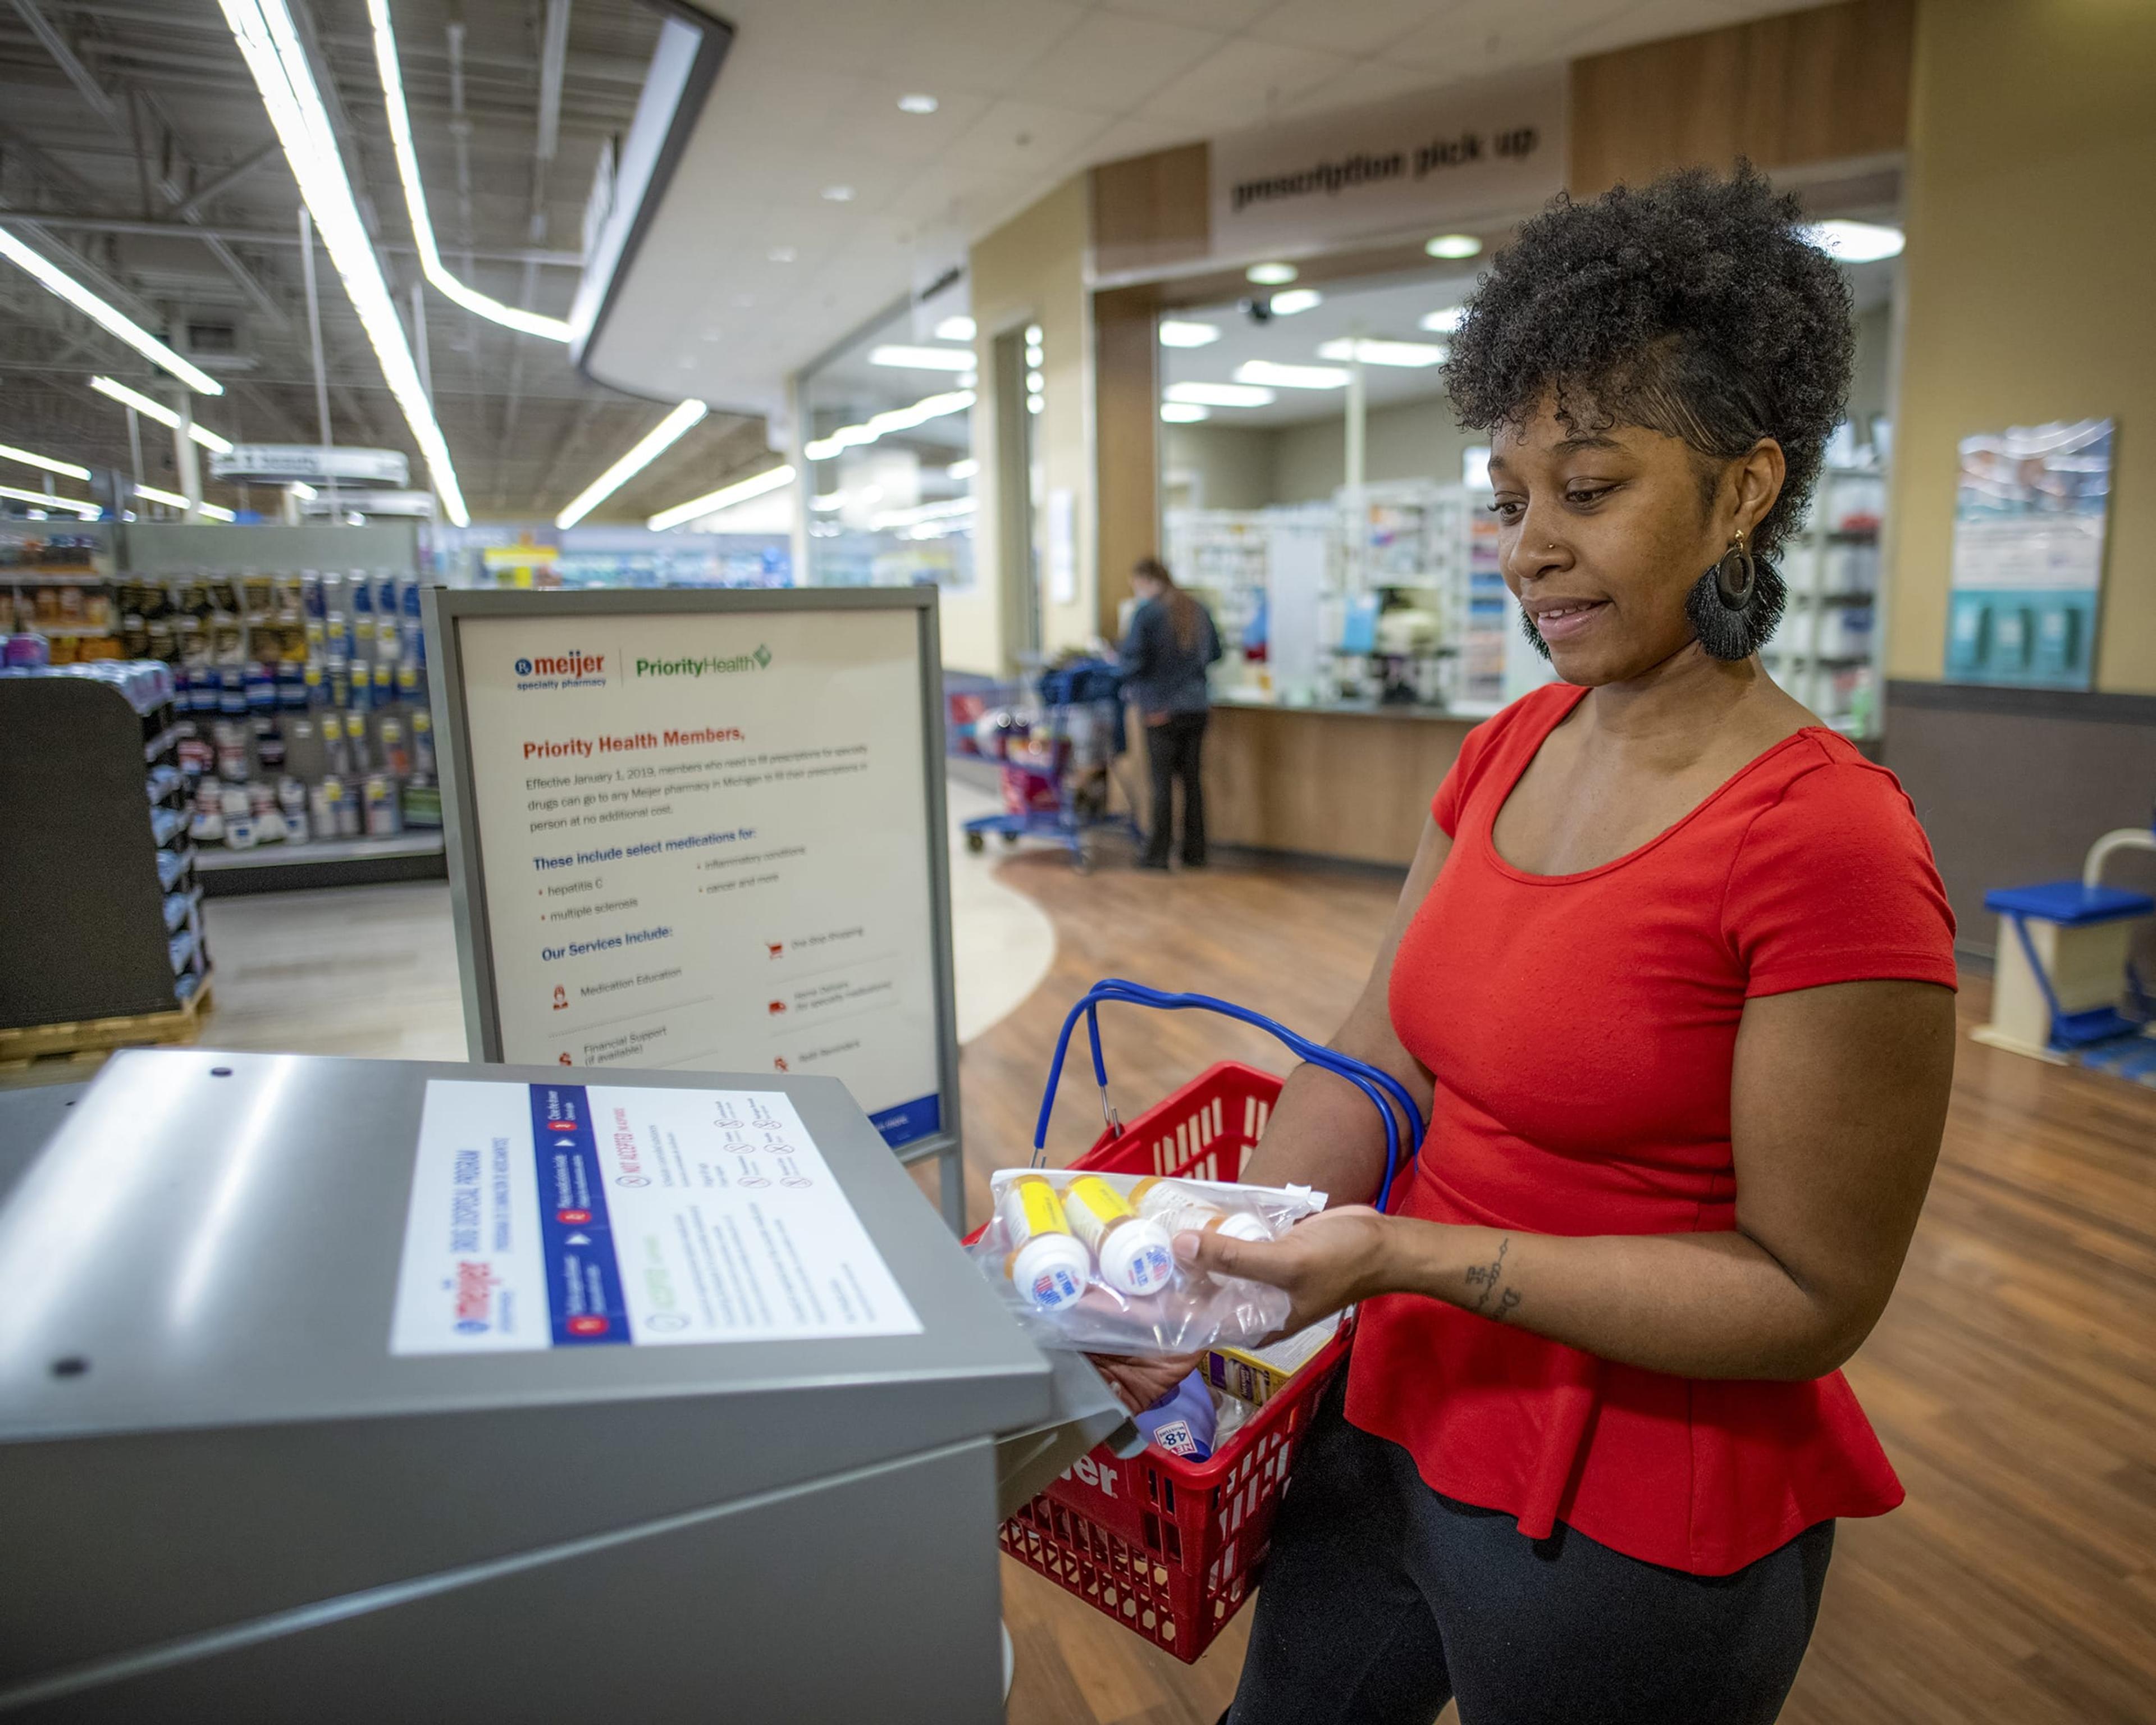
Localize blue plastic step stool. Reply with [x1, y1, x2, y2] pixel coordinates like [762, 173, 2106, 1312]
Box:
[1974, 880, 2154, 1065]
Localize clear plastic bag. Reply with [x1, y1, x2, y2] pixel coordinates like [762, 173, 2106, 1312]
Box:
[971, 1167, 1325, 1356]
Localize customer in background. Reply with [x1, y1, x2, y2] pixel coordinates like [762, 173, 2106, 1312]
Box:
[1120, 556, 1221, 870]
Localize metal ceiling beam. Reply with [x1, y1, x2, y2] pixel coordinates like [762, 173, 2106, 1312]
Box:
[7, 0, 121, 130]
[0, 211, 583, 266]
[172, 142, 280, 221]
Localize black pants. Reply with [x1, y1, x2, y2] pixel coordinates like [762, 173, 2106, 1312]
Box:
[1228, 1390, 1834, 1725]
[1144, 711, 1207, 866]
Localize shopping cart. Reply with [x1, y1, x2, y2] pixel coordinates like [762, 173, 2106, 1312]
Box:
[945, 663, 1140, 872]
[988, 982, 1422, 1662]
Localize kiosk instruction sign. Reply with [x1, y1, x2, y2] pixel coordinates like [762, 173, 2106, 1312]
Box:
[427, 588, 963, 1223]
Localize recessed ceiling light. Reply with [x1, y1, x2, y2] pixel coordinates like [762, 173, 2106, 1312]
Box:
[821, 185, 855, 203]
[1160, 402, 1211, 423]
[1026, 369, 1044, 392]
[1234, 359, 1350, 390]
[768, 247, 797, 264]
[1425, 234, 1482, 259]
[1026, 394, 1044, 414]
[1268, 288, 1323, 316]
[1165, 381, 1275, 408]
[1805, 219, 1904, 262]
[1246, 262, 1298, 285]
[869, 344, 977, 372]
[934, 314, 975, 341]
[1158, 320, 1220, 348]
[1024, 323, 1043, 344]
[1420, 306, 1465, 334]
[898, 93, 938, 114]
[1315, 337, 1447, 368]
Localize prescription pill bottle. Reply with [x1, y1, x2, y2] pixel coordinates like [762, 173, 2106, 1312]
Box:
[1065, 1175, 1177, 1296]
[1130, 1176, 1274, 1245]
[999, 1174, 1090, 1311]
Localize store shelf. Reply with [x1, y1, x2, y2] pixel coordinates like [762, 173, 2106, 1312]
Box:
[193, 830, 445, 871]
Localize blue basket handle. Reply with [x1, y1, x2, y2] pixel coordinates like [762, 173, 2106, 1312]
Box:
[1033, 979, 1423, 1213]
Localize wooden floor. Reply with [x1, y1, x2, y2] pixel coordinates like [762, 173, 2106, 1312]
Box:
[956, 843, 2156, 1725]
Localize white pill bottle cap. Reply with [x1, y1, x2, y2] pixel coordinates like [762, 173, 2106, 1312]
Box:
[1096, 1217, 1177, 1297]
[1011, 1233, 1091, 1311]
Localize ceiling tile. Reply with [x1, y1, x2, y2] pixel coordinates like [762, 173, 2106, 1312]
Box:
[1011, 11, 1230, 116]
[1098, 0, 1278, 28]
[1139, 36, 1361, 131]
[944, 97, 1119, 174]
[1274, 57, 1469, 120]
[1385, 0, 1641, 72]
[1246, 0, 1473, 59]
[869, 0, 1094, 92]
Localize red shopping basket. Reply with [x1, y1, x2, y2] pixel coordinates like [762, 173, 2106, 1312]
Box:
[995, 1060, 1349, 1662]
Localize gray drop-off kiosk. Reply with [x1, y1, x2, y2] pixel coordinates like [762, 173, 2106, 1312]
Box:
[0, 1051, 1129, 1722]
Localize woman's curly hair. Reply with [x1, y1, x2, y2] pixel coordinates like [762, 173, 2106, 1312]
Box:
[1445, 164, 1852, 564]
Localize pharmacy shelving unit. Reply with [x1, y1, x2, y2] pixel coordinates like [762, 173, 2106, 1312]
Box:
[0, 667, 210, 1062]
[1762, 466, 1886, 738]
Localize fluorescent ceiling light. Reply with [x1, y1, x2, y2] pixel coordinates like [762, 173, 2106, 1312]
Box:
[0, 227, 223, 395]
[768, 246, 797, 264]
[821, 185, 855, 202]
[1420, 306, 1465, 335]
[947, 457, 977, 480]
[1246, 262, 1298, 285]
[869, 344, 976, 372]
[1234, 360, 1350, 390]
[1268, 289, 1323, 316]
[289, 482, 317, 500]
[1164, 381, 1275, 408]
[934, 314, 975, 342]
[648, 462, 795, 532]
[0, 442, 91, 482]
[1315, 337, 1447, 368]
[1158, 320, 1220, 348]
[1425, 234, 1482, 259]
[369, 0, 572, 341]
[1806, 220, 1904, 263]
[0, 482, 99, 517]
[90, 375, 234, 453]
[803, 388, 974, 461]
[898, 93, 938, 114]
[135, 483, 235, 521]
[1160, 402, 1210, 423]
[220, 0, 469, 524]
[554, 399, 708, 528]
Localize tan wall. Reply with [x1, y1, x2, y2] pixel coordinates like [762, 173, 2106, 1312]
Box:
[1162, 424, 1276, 513]
[1887, 0, 2156, 692]
[955, 175, 1095, 676]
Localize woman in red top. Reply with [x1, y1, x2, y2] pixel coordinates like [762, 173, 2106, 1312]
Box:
[1152, 170, 1957, 1722]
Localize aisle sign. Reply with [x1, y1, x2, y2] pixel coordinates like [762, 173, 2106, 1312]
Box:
[426, 588, 960, 1190]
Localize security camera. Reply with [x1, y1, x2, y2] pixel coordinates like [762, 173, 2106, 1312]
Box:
[1239, 296, 1273, 325]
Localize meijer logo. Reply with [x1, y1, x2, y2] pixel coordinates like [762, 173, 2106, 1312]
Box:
[515, 650, 605, 679]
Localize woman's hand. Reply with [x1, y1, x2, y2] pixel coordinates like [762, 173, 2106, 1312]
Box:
[1176, 1206, 1397, 1335]
[1088, 1350, 1205, 1413]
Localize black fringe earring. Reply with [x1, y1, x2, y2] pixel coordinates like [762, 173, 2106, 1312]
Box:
[1686, 532, 1785, 661]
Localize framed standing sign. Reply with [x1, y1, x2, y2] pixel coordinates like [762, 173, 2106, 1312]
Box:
[423, 586, 965, 1227]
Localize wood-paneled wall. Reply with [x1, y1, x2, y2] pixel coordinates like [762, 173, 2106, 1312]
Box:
[1568, 0, 1915, 195]
[1090, 142, 1209, 281]
[1200, 707, 1470, 865]
[1094, 286, 1162, 636]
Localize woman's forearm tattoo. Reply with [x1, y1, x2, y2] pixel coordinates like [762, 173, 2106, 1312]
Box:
[1465, 1236, 1522, 1320]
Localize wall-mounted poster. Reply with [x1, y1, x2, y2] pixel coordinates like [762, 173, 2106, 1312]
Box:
[1945, 418, 2113, 689]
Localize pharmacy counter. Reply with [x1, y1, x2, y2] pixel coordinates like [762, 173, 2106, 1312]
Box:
[1193, 695, 1496, 868]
